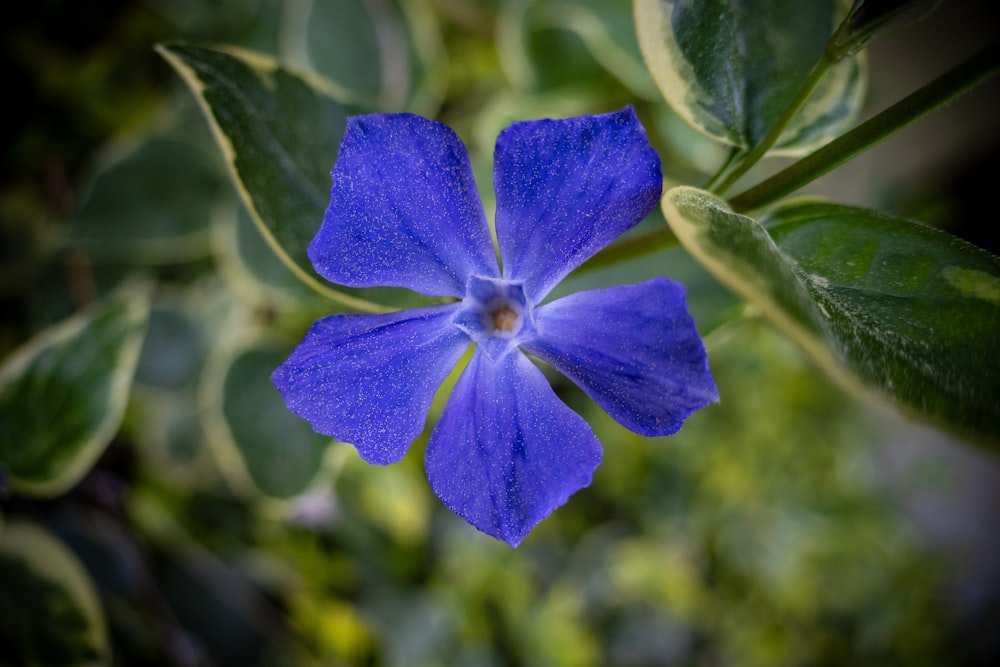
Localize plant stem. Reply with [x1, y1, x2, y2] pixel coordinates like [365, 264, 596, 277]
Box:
[576, 225, 679, 274]
[703, 146, 744, 191]
[729, 39, 1000, 213]
[713, 52, 836, 195]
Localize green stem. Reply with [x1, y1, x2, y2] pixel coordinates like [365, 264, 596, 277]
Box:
[729, 39, 1000, 213]
[703, 146, 744, 191]
[713, 52, 836, 195]
[575, 226, 679, 274]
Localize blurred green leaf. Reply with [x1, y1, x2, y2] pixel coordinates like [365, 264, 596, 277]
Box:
[499, 0, 657, 98]
[156, 43, 389, 313]
[70, 136, 225, 263]
[663, 187, 1000, 446]
[204, 343, 329, 499]
[296, 0, 445, 112]
[135, 304, 205, 389]
[305, 0, 382, 102]
[634, 0, 865, 153]
[0, 281, 151, 496]
[0, 521, 110, 666]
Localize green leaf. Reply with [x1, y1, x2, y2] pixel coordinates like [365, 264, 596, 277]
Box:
[499, 0, 658, 98]
[295, 0, 445, 113]
[203, 343, 329, 499]
[156, 43, 390, 313]
[305, 0, 383, 102]
[634, 0, 865, 153]
[70, 136, 225, 264]
[135, 304, 205, 389]
[0, 521, 110, 666]
[663, 187, 1000, 446]
[0, 282, 151, 496]
[228, 202, 316, 300]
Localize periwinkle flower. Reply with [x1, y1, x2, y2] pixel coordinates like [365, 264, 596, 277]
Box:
[273, 107, 718, 546]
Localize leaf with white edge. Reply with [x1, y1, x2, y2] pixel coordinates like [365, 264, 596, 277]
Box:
[156, 43, 390, 313]
[303, 0, 384, 102]
[0, 282, 151, 496]
[203, 343, 330, 499]
[663, 187, 1000, 447]
[634, 0, 866, 153]
[769, 56, 866, 154]
[298, 0, 445, 113]
[209, 202, 317, 311]
[0, 521, 110, 666]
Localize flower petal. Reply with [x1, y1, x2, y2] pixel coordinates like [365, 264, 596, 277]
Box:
[309, 114, 499, 298]
[272, 304, 469, 465]
[494, 107, 662, 302]
[425, 349, 602, 547]
[523, 278, 719, 436]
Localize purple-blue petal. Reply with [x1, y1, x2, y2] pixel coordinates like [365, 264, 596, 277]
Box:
[425, 350, 602, 547]
[522, 278, 718, 437]
[309, 114, 500, 298]
[272, 304, 469, 465]
[494, 107, 662, 303]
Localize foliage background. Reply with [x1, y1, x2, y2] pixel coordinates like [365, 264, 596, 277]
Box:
[2, 0, 1000, 665]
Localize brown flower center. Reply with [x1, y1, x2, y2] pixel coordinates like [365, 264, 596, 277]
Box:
[491, 306, 518, 332]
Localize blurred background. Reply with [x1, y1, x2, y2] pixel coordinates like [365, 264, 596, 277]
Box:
[2, 0, 999, 665]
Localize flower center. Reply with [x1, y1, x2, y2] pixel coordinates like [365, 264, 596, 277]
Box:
[478, 294, 525, 338]
[453, 276, 535, 360]
[492, 305, 519, 332]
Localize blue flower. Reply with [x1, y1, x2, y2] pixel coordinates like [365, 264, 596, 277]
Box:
[272, 107, 718, 546]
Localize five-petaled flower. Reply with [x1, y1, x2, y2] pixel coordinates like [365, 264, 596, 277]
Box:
[272, 107, 718, 546]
